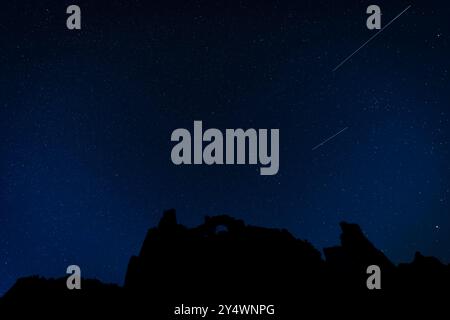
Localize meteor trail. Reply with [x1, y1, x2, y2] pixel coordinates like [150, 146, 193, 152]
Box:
[312, 127, 348, 151]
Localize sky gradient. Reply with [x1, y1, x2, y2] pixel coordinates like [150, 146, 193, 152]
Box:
[1, 0, 449, 294]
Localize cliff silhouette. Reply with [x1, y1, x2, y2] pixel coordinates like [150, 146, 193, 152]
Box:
[1, 209, 449, 317]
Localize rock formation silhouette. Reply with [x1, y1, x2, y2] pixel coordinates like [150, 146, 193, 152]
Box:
[1, 209, 449, 317]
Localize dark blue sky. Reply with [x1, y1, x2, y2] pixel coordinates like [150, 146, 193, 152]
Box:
[1, 0, 449, 294]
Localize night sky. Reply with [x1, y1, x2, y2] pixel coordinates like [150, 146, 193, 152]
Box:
[1, 0, 449, 295]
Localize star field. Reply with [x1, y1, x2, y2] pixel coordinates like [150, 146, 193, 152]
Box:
[1, 0, 450, 294]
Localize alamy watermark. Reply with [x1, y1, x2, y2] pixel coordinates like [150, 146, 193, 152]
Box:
[170, 121, 279, 175]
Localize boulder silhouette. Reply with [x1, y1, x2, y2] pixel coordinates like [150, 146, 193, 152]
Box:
[124, 210, 324, 303]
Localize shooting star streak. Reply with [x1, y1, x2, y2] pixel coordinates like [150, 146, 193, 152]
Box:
[333, 5, 411, 72]
[312, 127, 348, 151]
